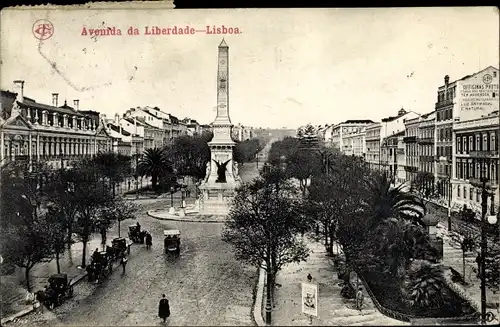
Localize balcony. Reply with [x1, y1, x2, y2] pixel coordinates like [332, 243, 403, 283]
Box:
[469, 150, 499, 158]
[435, 99, 454, 109]
[403, 136, 417, 143]
[417, 137, 434, 145]
[434, 155, 452, 162]
[469, 178, 499, 191]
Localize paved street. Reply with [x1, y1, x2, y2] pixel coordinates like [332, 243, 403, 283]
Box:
[8, 199, 258, 326]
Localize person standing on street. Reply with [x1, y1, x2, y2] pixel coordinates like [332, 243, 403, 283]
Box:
[146, 232, 153, 250]
[356, 287, 364, 311]
[120, 255, 128, 274]
[158, 294, 170, 323]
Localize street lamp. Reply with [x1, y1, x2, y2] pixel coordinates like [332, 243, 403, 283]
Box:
[180, 184, 186, 208]
[169, 186, 175, 214]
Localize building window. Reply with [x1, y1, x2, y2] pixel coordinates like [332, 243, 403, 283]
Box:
[483, 134, 488, 151]
[492, 133, 496, 151]
[476, 134, 481, 151]
[494, 71, 498, 78]
[476, 189, 480, 202]
[470, 188, 474, 201]
[470, 136, 474, 151]
[458, 185, 461, 198]
[457, 137, 461, 153]
[464, 187, 467, 199]
[463, 136, 467, 153]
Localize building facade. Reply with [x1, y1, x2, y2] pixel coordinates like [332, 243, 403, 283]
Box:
[331, 120, 374, 151]
[404, 116, 420, 184]
[1, 86, 112, 170]
[381, 130, 405, 183]
[452, 111, 499, 215]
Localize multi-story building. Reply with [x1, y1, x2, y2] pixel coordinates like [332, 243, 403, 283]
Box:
[231, 123, 254, 142]
[1, 83, 112, 170]
[381, 130, 405, 183]
[365, 123, 382, 168]
[418, 111, 437, 179]
[365, 109, 419, 170]
[435, 66, 499, 200]
[331, 120, 374, 150]
[342, 128, 367, 157]
[403, 111, 437, 186]
[404, 116, 420, 184]
[453, 111, 499, 214]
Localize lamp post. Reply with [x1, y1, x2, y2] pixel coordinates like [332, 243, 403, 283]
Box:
[181, 184, 186, 208]
[169, 186, 175, 214]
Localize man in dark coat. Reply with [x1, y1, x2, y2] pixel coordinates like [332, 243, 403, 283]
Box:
[158, 294, 170, 323]
[146, 233, 153, 250]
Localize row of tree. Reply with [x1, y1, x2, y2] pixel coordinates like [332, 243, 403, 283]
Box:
[0, 155, 136, 291]
[223, 137, 498, 318]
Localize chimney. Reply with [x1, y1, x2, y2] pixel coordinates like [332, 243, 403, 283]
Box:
[52, 93, 59, 107]
[444, 75, 450, 86]
[73, 99, 79, 110]
[114, 113, 120, 125]
[13, 80, 25, 103]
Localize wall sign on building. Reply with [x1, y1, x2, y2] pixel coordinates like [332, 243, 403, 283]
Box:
[458, 67, 499, 121]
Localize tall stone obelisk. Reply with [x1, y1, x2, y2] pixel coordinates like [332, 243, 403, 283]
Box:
[198, 39, 239, 215]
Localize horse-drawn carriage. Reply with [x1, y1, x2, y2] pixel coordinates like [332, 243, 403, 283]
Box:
[129, 224, 147, 244]
[105, 237, 131, 261]
[163, 229, 181, 256]
[35, 273, 74, 309]
[87, 250, 113, 283]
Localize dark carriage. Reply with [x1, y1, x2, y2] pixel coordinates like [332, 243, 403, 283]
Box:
[106, 237, 131, 261]
[163, 229, 181, 256]
[87, 251, 113, 282]
[35, 273, 74, 309]
[128, 225, 147, 244]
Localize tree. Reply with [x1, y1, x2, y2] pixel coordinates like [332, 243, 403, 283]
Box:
[1, 219, 53, 291]
[285, 148, 322, 195]
[450, 230, 476, 283]
[44, 204, 71, 274]
[92, 152, 131, 197]
[363, 171, 427, 229]
[102, 198, 137, 237]
[44, 168, 80, 250]
[71, 159, 115, 268]
[222, 166, 310, 311]
[164, 135, 211, 182]
[233, 139, 263, 163]
[267, 137, 300, 166]
[137, 147, 173, 191]
[402, 260, 454, 315]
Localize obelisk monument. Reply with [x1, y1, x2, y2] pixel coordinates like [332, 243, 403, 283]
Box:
[198, 39, 240, 215]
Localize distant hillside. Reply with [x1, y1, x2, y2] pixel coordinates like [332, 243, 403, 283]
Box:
[252, 128, 297, 142]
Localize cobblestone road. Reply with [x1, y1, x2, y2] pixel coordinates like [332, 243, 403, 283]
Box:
[8, 199, 258, 326]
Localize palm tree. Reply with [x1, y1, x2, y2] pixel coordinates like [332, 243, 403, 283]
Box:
[364, 171, 426, 229]
[402, 259, 451, 314]
[136, 148, 173, 190]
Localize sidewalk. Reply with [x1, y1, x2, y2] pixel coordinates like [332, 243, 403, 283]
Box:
[436, 223, 500, 324]
[270, 238, 409, 326]
[0, 232, 117, 319]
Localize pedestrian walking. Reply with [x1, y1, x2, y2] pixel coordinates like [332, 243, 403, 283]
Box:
[120, 255, 128, 273]
[356, 287, 364, 311]
[146, 232, 153, 250]
[158, 294, 170, 323]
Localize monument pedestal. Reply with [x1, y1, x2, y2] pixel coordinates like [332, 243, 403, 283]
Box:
[198, 182, 237, 215]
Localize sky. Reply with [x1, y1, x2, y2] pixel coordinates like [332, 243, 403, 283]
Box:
[1, 6, 499, 129]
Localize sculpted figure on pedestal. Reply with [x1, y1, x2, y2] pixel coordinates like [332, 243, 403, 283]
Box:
[213, 159, 231, 183]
